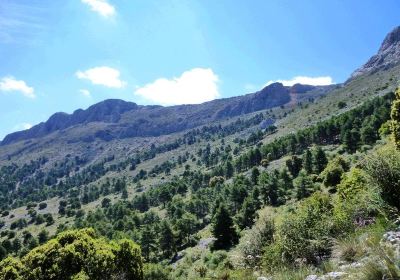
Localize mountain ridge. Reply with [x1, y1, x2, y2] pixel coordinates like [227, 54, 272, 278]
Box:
[351, 25, 400, 78]
[1, 82, 332, 146]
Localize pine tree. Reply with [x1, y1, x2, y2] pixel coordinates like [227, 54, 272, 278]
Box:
[391, 87, 400, 149]
[211, 204, 237, 250]
[313, 147, 328, 174]
[140, 225, 157, 261]
[286, 155, 302, 177]
[158, 220, 175, 258]
[224, 161, 234, 178]
[343, 129, 360, 153]
[251, 167, 260, 185]
[236, 196, 257, 230]
[258, 172, 279, 206]
[360, 124, 377, 145]
[303, 149, 313, 174]
[294, 170, 314, 200]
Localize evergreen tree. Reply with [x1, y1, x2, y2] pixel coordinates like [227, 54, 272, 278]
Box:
[224, 161, 234, 178]
[38, 230, 49, 244]
[121, 188, 128, 200]
[236, 196, 257, 230]
[294, 170, 314, 200]
[343, 129, 360, 153]
[212, 204, 237, 250]
[140, 225, 157, 261]
[258, 172, 279, 206]
[158, 220, 175, 258]
[313, 147, 328, 174]
[286, 155, 302, 177]
[360, 124, 377, 145]
[303, 149, 313, 174]
[251, 167, 260, 185]
[230, 180, 248, 212]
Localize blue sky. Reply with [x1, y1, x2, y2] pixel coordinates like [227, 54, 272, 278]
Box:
[0, 0, 399, 140]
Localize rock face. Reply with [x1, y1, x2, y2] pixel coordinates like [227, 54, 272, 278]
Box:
[2, 82, 324, 146]
[352, 26, 400, 78]
[1, 99, 141, 145]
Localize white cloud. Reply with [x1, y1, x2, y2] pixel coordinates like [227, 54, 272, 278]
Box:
[81, 0, 115, 18]
[0, 76, 35, 98]
[76, 66, 126, 88]
[265, 76, 333, 87]
[134, 68, 220, 105]
[79, 89, 91, 97]
[14, 122, 32, 131]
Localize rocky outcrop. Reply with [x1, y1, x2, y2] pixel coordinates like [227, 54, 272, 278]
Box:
[351, 26, 400, 78]
[1, 82, 325, 146]
[1, 99, 140, 145]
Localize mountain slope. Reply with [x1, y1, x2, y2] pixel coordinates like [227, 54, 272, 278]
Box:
[1, 83, 332, 146]
[352, 25, 400, 78]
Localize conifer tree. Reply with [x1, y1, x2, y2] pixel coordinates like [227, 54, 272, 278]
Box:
[159, 220, 175, 258]
[224, 161, 234, 178]
[212, 204, 237, 250]
[236, 196, 257, 230]
[251, 167, 260, 185]
[313, 147, 328, 174]
[303, 149, 313, 174]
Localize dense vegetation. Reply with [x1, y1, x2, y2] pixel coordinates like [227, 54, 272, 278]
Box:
[0, 228, 143, 280]
[0, 82, 400, 279]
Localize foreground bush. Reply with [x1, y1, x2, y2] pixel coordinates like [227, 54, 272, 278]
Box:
[363, 144, 400, 210]
[278, 193, 333, 264]
[0, 228, 143, 280]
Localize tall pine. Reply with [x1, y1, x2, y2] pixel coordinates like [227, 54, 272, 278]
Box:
[303, 149, 313, 174]
[211, 204, 237, 250]
[158, 220, 176, 258]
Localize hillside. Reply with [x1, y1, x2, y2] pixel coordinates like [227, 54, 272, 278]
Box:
[1, 25, 400, 280]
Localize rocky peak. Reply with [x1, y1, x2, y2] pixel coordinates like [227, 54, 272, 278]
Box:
[351, 26, 400, 78]
[1, 99, 139, 145]
[379, 26, 400, 53]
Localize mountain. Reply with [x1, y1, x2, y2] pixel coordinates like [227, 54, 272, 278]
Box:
[1, 82, 332, 146]
[1, 25, 400, 280]
[351, 25, 400, 78]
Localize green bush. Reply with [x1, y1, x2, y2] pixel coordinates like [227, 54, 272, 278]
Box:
[144, 263, 170, 280]
[0, 228, 143, 280]
[276, 192, 333, 264]
[320, 156, 349, 188]
[333, 167, 382, 235]
[235, 211, 274, 268]
[363, 144, 400, 210]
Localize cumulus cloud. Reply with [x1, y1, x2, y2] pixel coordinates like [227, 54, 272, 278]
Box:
[14, 122, 33, 131]
[81, 0, 115, 18]
[0, 76, 35, 98]
[76, 66, 126, 88]
[79, 89, 91, 97]
[134, 68, 220, 105]
[265, 76, 333, 87]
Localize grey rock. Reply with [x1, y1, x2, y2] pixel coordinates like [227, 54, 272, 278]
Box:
[351, 26, 400, 78]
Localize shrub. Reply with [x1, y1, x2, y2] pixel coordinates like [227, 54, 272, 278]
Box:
[0, 228, 144, 280]
[144, 263, 170, 280]
[234, 211, 275, 268]
[363, 144, 400, 210]
[333, 168, 382, 235]
[276, 192, 333, 264]
[320, 156, 348, 188]
[38, 203, 47, 210]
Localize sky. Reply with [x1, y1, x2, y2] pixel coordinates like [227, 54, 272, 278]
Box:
[0, 0, 399, 140]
